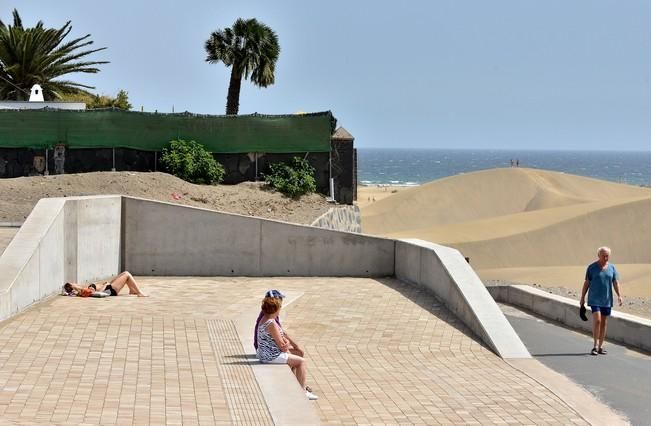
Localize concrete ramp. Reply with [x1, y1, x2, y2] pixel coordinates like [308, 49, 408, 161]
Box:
[396, 239, 530, 359]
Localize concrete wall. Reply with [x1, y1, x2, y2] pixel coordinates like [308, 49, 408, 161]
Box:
[311, 205, 361, 233]
[0, 196, 121, 321]
[395, 239, 530, 359]
[489, 284, 651, 353]
[122, 197, 394, 277]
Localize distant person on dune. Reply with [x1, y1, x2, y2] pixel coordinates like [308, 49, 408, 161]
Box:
[580, 247, 623, 355]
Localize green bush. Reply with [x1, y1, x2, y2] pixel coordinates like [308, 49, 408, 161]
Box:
[160, 139, 225, 184]
[265, 157, 317, 198]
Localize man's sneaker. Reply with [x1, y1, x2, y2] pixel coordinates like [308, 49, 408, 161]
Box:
[598, 347, 607, 355]
[591, 347, 598, 356]
[305, 390, 319, 400]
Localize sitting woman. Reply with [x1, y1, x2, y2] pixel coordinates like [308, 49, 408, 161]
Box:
[256, 295, 317, 400]
[62, 271, 147, 297]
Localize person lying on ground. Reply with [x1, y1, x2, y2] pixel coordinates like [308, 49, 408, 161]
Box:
[62, 271, 147, 297]
[256, 293, 318, 400]
[62, 282, 108, 297]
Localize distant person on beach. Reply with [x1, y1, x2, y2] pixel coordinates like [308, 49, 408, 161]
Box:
[580, 247, 623, 355]
[255, 290, 318, 400]
[510, 159, 514, 167]
[516, 159, 520, 167]
[62, 271, 147, 297]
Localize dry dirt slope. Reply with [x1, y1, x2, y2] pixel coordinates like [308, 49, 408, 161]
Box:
[0, 172, 332, 224]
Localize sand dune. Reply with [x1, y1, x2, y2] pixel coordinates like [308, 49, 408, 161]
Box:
[360, 167, 651, 296]
[362, 168, 650, 233]
[478, 264, 651, 297]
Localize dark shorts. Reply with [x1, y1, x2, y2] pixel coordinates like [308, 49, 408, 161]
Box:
[105, 284, 118, 296]
[590, 306, 612, 316]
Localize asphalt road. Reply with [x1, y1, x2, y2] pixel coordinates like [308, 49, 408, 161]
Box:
[501, 303, 651, 426]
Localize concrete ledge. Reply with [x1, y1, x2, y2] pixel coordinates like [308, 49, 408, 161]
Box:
[489, 284, 651, 353]
[396, 239, 530, 359]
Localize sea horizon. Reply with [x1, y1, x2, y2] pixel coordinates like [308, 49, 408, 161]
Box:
[357, 148, 651, 187]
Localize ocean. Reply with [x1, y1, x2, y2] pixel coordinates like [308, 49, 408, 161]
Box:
[357, 148, 651, 186]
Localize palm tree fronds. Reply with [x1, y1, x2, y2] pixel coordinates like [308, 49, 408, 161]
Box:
[205, 18, 280, 114]
[0, 8, 108, 100]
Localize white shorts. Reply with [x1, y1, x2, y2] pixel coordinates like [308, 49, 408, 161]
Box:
[264, 352, 289, 364]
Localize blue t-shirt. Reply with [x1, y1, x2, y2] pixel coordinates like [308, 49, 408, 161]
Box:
[585, 262, 619, 307]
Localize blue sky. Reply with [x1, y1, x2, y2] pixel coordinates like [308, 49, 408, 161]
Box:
[5, 1, 651, 150]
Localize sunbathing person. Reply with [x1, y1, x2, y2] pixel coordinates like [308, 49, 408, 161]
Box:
[62, 282, 106, 297]
[62, 271, 147, 297]
[256, 293, 318, 400]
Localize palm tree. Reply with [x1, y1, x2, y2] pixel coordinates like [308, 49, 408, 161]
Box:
[205, 18, 280, 115]
[0, 9, 108, 100]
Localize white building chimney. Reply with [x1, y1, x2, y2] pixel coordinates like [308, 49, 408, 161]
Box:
[29, 84, 44, 102]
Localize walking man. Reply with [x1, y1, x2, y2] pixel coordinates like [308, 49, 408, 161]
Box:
[580, 246, 623, 355]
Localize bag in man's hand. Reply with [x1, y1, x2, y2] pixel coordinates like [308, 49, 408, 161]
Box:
[579, 305, 588, 321]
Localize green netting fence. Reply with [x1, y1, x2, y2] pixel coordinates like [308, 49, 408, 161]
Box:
[0, 109, 335, 153]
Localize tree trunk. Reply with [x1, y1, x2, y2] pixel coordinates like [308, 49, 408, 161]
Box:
[226, 67, 242, 115]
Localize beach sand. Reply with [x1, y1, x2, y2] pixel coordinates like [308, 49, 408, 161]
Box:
[357, 185, 409, 208]
[359, 168, 651, 316]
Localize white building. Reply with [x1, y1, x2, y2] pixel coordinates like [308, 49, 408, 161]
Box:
[0, 84, 85, 110]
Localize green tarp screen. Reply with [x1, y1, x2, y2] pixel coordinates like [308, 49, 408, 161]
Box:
[0, 109, 335, 153]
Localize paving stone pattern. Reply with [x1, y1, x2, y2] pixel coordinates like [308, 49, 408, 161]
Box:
[0, 276, 588, 425]
[207, 320, 272, 425]
[280, 277, 589, 425]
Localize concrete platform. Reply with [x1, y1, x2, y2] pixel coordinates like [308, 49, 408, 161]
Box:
[0, 276, 607, 425]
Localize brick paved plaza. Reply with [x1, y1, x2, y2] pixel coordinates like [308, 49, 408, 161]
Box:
[0, 277, 589, 425]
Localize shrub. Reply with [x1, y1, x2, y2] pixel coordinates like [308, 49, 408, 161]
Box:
[265, 157, 317, 198]
[160, 139, 225, 184]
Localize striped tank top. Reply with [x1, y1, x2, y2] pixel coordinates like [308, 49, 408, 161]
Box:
[256, 319, 285, 362]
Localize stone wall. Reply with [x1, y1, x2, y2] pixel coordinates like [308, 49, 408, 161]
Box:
[311, 205, 361, 233]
